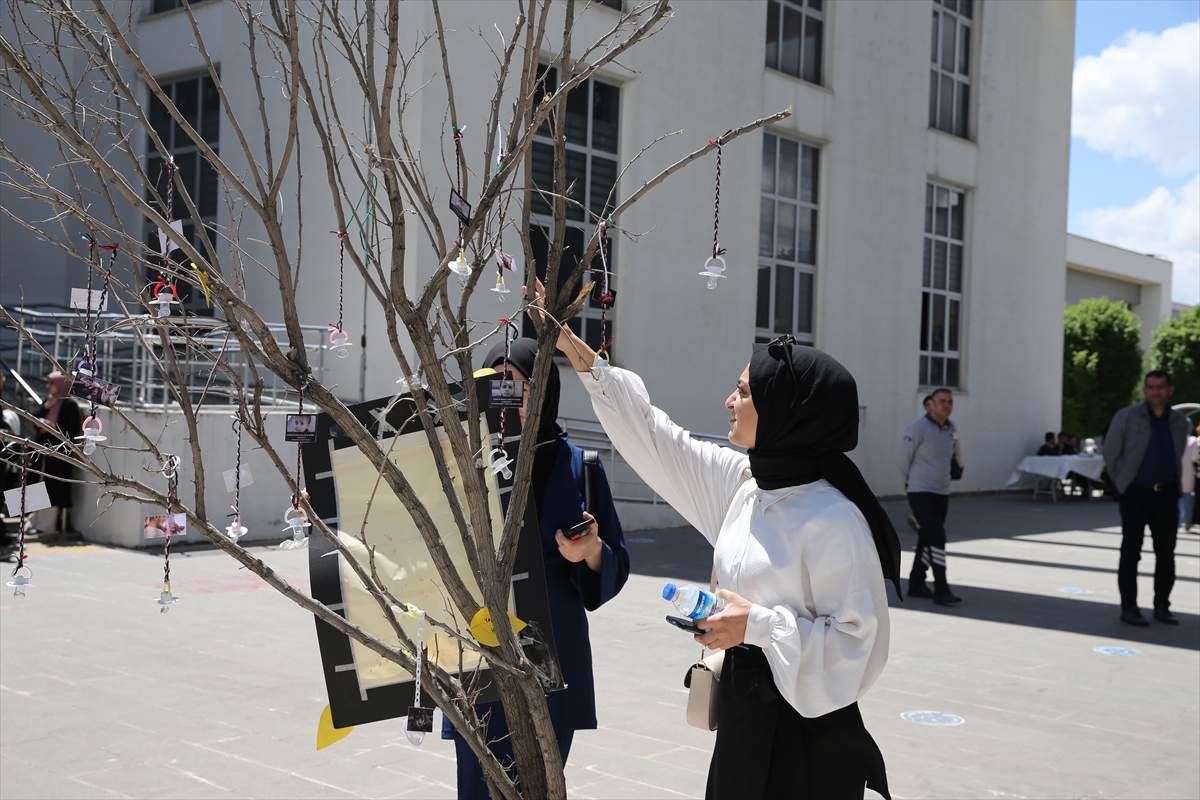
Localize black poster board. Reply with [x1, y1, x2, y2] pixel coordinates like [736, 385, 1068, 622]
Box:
[303, 381, 560, 729]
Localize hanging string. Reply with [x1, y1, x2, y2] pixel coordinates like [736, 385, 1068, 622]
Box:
[497, 319, 512, 450]
[292, 384, 307, 509]
[161, 455, 180, 609]
[227, 413, 244, 538]
[157, 155, 177, 296]
[334, 231, 346, 332]
[14, 443, 29, 575]
[709, 136, 726, 259]
[596, 216, 614, 358]
[452, 125, 465, 252]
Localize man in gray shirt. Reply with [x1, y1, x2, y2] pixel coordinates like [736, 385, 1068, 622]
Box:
[898, 388, 963, 605]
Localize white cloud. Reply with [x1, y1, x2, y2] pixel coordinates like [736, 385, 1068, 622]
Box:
[1078, 173, 1200, 306]
[1072, 21, 1200, 176]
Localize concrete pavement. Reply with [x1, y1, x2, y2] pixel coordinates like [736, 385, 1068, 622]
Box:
[1, 492, 1197, 799]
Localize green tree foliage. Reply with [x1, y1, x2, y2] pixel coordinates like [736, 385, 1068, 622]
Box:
[1150, 305, 1200, 404]
[1062, 297, 1143, 438]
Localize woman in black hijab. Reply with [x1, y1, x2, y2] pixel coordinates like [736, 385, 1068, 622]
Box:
[546, 285, 897, 799]
[443, 337, 630, 799]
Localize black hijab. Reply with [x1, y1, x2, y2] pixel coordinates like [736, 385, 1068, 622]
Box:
[483, 337, 563, 512]
[747, 336, 903, 600]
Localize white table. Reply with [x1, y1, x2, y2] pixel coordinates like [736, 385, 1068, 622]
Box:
[1007, 454, 1106, 501]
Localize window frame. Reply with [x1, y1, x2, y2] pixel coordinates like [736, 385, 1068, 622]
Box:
[928, 0, 974, 139]
[756, 131, 820, 345]
[919, 182, 967, 389]
[764, 0, 826, 86]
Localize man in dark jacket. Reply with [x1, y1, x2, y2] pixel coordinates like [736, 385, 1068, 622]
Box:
[1103, 371, 1191, 626]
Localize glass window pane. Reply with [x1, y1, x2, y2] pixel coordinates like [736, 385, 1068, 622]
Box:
[946, 358, 960, 387]
[949, 244, 962, 292]
[153, 0, 179, 12]
[935, 187, 949, 236]
[760, 198, 775, 257]
[955, 81, 970, 138]
[781, 5, 802, 77]
[800, 144, 818, 204]
[565, 81, 589, 145]
[796, 271, 813, 333]
[531, 142, 554, 216]
[932, 293, 946, 352]
[959, 0, 972, 19]
[174, 78, 198, 146]
[930, 355, 944, 386]
[562, 226, 585, 292]
[589, 155, 617, 216]
[925, 183, 934, 233]
[941, 14, 956, 70]
[931, 11, 939, 63]
[958, 23, 971, 76]
[757, 267, 771, 329]
[591, 82, 619, 152]
[776, 201, 796, 261]
[765, 1, 780, 70]
[920, 354, 929, 386]
[198, 157, 218, 217]
[948, 298, 960, 352]
[762, 134, 776, 194]
[175, 151, 198, 211]
[923, 239, 932, 288]
[566, 149, 587, 220]
[797, 207, 816, 265]
[200, 76, 220, 143]
[774, 265, 795, 333]
[149, 91, 171, 150]
[778, 138, 798, 198]
[928, 70, 939, 129]
[920, 292, 930, 350]
[802, 16, 823, 85]
[943, 0, 957, 13]
[808, 0, 823, 10]
[950, 190, 964, 240]
[939, 73, 954, 133]
[933, 241, 948, 290]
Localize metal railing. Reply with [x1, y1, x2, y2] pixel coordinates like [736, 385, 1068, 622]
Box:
[558, 415, 738, 505]
[3, 306, 332, 410]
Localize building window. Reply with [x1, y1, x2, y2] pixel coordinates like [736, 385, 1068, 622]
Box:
[149, 0, 185, 12]
[598, 0, 623, 9]
[765, 0, 824, 85]
[929, 0, 972, 138]
[525, 65, 619, 356]
[920, 183, 965, 388]
[756, 132, 818, 344]
[145, 73, 220, 313]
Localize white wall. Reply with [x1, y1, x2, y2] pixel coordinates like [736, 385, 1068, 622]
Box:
[1066, 233, 1174, 351]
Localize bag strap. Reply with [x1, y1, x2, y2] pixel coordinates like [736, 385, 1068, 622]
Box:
[582, 449, 599, 515]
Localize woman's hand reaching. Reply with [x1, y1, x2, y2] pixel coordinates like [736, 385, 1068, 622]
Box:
[524, 278, 596, 373]
[695, 589, 752, 650]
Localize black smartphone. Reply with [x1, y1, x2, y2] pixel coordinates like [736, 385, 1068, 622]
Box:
[564, 519, 592, 540]
[666, 615, 705, 634]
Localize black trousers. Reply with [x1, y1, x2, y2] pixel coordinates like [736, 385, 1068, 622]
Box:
[908, 492, 950, 589]
[1118, 485, 1179, 611]
[706, 646, 890, 800]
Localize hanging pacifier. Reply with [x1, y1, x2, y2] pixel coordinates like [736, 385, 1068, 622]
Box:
[7, 566, 33, 597]
[487, 447, 513, 480]
[491, 274, 510, 297]
[280, 505, 311, 549]
[150, 280, 179, 317]
[75, 360, 94, 378]
[328, 325, 352, 359]
[699, 255, 727, 289]
[448, 248, 470, 278]
[157, 580, 181, 612]
[225, 504, 248, 541]
[75, 415, 106, 456]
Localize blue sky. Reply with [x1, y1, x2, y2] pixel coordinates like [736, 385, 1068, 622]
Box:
[1068, 0, 1199, 304]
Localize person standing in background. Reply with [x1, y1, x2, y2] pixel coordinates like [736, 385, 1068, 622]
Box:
[1180, 420, 1198, 533]
[1103, 371, 1189, 626]
[30, 371, 82, 533]
[898, 388, 962, 606]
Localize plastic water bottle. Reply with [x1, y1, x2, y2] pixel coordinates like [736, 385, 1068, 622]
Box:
[663, 582, 725, 619]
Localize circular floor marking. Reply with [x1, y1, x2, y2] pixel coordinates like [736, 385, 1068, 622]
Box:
[1093, 646, 1141, 656]
[901, 710, 965, 727]
[627, 537, 656, 544]
[1056, 587, 1095, 595]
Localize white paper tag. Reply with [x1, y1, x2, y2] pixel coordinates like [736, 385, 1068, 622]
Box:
[222, 465, 254, 493]
[158, 219, 185, 254]
[70, 288, 109, 312]
[4, 482, 53, 515]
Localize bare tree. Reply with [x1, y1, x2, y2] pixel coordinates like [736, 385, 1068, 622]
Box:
[0, 1, 788, 796]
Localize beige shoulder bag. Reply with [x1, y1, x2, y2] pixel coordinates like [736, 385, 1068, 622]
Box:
[683, 467, 752, 731]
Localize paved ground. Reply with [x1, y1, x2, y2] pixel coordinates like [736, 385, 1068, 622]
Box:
[1, 493, 1197, 799]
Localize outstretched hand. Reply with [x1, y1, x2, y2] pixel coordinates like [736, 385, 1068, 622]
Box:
[523, 278, 596, 372]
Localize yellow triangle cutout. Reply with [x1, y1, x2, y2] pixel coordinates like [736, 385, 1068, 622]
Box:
[469, 607, 528, 648]
[316, 704, 354, 750]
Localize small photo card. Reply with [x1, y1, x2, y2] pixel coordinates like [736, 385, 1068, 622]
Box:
[494, 249, 515, 272]
[70, 372, 122, 406]
[70, 288, 109, 312]
[406, 706, 434, 733]
[285, 413, 318, 443]
[157, 219, 185, 255]
[222, 464, 254, 493]
[489, 379, 525, 409]
[144, 512, 187, 540]
[4, 482, 52, 516]
[449, 189, 471, 225]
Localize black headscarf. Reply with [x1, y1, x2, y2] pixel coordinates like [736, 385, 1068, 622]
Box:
[747, 336, 903, 600]
[483, 337, 563, 512]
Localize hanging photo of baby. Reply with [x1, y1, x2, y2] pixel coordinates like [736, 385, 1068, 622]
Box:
[144, 512, 187, 540]
[285, 413, 318, 443]
[489, 379, 524, 409]
[70, 372, 122, 406]
[406, 706, 434, 733]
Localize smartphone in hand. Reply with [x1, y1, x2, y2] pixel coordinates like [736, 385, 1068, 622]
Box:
[564, 519, 592, 540]
[666, 615, 705, 634]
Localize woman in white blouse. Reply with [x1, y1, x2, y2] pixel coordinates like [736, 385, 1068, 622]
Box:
[540, 290, 901, 799]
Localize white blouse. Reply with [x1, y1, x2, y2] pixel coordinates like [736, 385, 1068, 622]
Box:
[579, 362, 890, 718]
